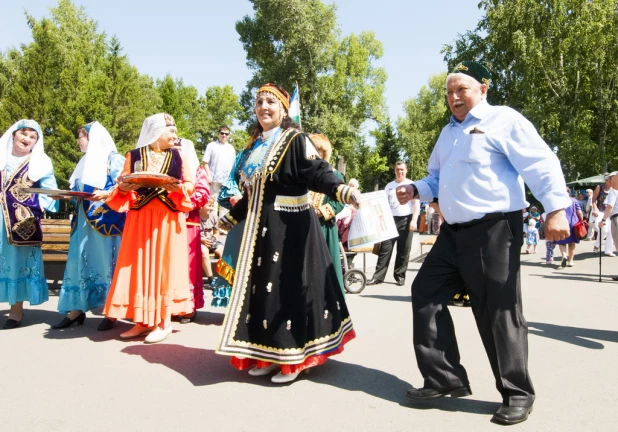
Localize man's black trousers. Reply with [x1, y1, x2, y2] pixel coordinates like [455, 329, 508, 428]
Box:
[411, 210, 534, 407]
[373, 214, 413, 282]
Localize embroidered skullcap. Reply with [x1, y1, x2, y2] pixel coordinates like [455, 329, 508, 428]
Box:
[257, 83, 290, 110]
[82, 122, 94, 134]
[136, 113, 176, 148]
[451, 61, 492, 87]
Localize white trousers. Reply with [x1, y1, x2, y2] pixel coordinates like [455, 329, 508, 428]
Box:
[592, 213, 614, 253]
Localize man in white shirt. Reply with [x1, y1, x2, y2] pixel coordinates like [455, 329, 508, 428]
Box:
[367, 161, 420, 286]
[598, 171, 618, 276]
[202, 126, 236, 214]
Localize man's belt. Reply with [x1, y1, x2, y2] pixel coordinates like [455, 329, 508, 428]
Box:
[449, 211, 517, 231]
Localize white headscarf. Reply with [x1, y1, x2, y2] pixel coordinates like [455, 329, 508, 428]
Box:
[69, 122, 118, 189]
[0, 119, 53, 182]
[178, 138, 200, 176]
[136, 113, 175, 149]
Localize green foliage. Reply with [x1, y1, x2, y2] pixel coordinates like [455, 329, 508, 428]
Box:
[236, 0, 387, 181]
[397, 73, 450, 181]
[370, 121, 402, 187]
[442, 0, 618, 179]
[0, 0, 244, 187]
[353, 141, 389, 192]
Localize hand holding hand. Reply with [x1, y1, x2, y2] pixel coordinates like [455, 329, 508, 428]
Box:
[349, 190, 362, 209]
[544, 209, 570, 242]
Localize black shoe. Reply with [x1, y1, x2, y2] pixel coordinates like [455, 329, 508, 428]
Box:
[97, 318, 116, 331]
[3, 318, 21, 330]
[367, 278, 384, 286]
[491, 405, 533, 425]
[462, 294, 472, 307]
[179, 312, 197, 324]
[612, 276, 618, 281]
[52, 312, 86, 329]
[449, 293, 464, 307]
[406, 385, 472, 400]
[561, 257, 567, 268]
[395, 279, 405, 286]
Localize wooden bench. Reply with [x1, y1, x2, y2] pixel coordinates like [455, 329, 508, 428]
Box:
[41, 219, 71, 292]
[419, 236, 437, 258]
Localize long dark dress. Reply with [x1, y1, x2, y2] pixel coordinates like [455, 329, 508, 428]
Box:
[216, 128, 356, 374]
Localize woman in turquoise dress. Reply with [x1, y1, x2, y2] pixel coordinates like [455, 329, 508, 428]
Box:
[209, 148, 251, 307]
[0, 119, 59, 329]
[52, 122, 125, 330]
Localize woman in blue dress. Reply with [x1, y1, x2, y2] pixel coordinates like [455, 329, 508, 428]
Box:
[209, 148, 251, 307]
[52, 122, 125, 330]
[0, 119, 59, 329]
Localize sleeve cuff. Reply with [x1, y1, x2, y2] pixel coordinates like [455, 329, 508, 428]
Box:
[541, 193, 573, 215]
[336, 185, 354, 204]
[414, 181, 434, 202]
[318, 204, 336, 221]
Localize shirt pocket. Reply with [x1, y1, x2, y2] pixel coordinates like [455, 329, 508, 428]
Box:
[460, 133, 493, 164]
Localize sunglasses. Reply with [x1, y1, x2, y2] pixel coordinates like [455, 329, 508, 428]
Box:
[219, 132, 230, 136]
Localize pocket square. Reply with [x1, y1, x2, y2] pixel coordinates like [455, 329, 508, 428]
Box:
[470, 127, 485, 134]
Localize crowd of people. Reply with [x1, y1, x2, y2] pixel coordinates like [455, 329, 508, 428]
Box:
[1, 61, 602, 425]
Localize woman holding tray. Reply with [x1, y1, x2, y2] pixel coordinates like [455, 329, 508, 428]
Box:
[52, 122, 125, 330]
[0, 119, 59, 329]
[102, 113, 195, 343]
[216, 84, 360, 383]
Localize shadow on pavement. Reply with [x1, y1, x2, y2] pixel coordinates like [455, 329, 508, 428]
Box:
[306, 360, 410, 404]
[360, 294, 411, 302]
[402, 395, 500, 415]
[529, 273, 604, 282]
[121, 344, 243, 386]
[528, 321, 618, 349]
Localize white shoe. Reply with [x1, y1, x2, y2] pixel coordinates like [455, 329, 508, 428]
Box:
[248, 364, 278, 377]
[605, 252, 616, 257]
[144, 324, 172, 344]
[593, 246, 600, 252]
[120, 324, 154, 339]
[271, 371, 300, 384]
[567, 261, 574, 267]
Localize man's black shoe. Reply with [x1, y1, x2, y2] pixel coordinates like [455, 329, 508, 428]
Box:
[612, 276, 618, 281]
[395, 279, 405, 286]
[406, 385, 472, 400]
[366, 278, 383, 286]
[491, 405, 533, 425]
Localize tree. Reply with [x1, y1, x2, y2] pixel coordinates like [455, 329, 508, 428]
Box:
[442, 0, 618, 179]
[397, 73, 450, 181]
[371, 121, 402, 187]
[236, 0, 387, 181]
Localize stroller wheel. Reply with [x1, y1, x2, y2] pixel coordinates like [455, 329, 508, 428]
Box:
[344, 269, 366, 294]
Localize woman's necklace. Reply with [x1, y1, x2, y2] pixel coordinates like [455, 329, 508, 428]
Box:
[147, 148, 167, 171]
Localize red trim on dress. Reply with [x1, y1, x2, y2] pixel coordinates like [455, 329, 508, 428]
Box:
[230, 329, 356, 375]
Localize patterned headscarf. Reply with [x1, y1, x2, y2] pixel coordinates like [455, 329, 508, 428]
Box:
[257, 83, 290, 110]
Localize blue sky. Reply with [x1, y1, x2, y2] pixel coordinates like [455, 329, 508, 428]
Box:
[1, 0, 483, 122]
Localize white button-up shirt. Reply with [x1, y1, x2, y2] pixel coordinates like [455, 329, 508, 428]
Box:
[415, 100, 571, 224]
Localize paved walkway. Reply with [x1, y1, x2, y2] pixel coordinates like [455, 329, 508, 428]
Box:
[1, 235, 617, 431]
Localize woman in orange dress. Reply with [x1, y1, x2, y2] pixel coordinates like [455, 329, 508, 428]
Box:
[103, 113, 195, 343]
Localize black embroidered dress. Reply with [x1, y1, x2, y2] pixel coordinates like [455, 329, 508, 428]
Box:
[216, 128, 356, 374]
